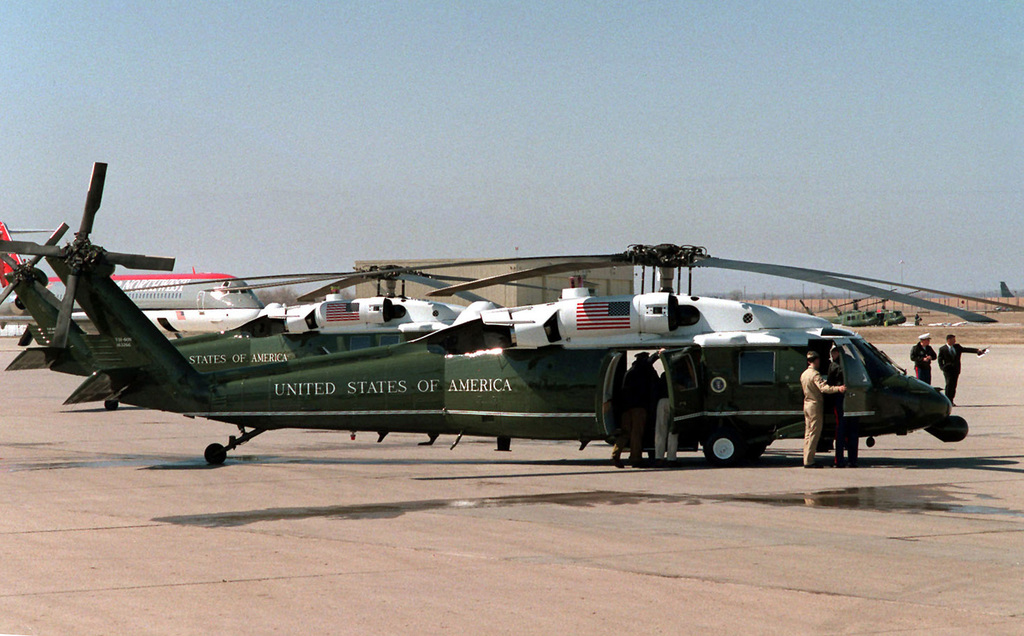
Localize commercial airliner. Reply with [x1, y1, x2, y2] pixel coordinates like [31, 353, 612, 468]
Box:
[0, 222, 263, 334]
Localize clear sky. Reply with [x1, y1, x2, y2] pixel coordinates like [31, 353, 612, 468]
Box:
[1, 1, 1021, 296]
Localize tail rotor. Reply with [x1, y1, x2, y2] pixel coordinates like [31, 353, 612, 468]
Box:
[0, 163, 175, 348]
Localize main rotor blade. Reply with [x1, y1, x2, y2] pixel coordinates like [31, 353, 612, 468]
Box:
[297, 253, 624, 302]
[22, 223, 71, 268]
[52, 272, 80, 348]
[43, 223, 70, 246]
[697, 257, 1022, 311]
[0, 281, 15, 305]
[79, 162, 107, 236]
[104, 252, 176, 271]
[424, 259, 619, 297]
[400, 274, 489, 303]
[132, 271, 362, 293]
[0, 254, 17, 304]
[206, 273, 365, 296]
[295, 272, 415, 302]
[0, 224, 70, 305]
[695, 257, 999, 322]
[0, 240, 63, 258]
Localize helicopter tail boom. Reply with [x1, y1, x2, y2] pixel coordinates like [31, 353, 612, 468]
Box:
[45, 256, 211, 411]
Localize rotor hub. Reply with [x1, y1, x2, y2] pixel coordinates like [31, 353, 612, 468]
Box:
[3, 261, 47, 287]
[62, 235, 108, 272]
[623, 244, 709, 268]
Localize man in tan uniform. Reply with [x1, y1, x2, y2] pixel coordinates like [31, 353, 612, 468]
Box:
[801, 351, 845, 468]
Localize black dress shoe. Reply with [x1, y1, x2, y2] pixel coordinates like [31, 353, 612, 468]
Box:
[803, 463, 823, 469]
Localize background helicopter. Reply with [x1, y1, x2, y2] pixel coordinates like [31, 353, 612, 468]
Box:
[799, 297, 907, 327]
[5, 164, 992, 467]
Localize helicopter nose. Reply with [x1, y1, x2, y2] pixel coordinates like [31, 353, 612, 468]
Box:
[916, 387, 952, 427]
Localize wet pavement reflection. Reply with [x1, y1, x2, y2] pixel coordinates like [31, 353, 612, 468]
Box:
[154, 484, 1023, 528]
[717, 484, 1024, 517]
[155, 491, 698, 527]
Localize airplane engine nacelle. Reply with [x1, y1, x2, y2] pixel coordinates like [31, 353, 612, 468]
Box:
[925, 415, 969, 442]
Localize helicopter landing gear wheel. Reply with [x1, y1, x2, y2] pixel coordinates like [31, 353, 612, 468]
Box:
[745, 441, 769, 462]
[703, 425, 748, 467]
[104, 400, 119, 411]
[204, 443, 227, 465]
[866, 436, 876, 448]
[203, 427, 266, 465]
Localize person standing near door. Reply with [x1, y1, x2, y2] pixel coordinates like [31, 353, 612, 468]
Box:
[801, 351, 845, 468]
[827, 347, 857, 467]
[612, 352, 658, 468]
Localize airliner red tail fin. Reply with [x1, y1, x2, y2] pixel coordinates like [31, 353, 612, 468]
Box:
[0, 222, 24, 286]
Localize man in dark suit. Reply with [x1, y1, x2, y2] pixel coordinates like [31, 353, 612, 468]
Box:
[937, 334, 988, 405]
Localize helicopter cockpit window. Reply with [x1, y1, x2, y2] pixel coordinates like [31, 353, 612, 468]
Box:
[851, 339, 899, 379]
[739, 351, 775, 385]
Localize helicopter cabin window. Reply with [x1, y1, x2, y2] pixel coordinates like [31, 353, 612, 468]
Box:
[738, 351, 775, 385]
[349, 335, 372, 350]
[378, 334, 401, 346]
[668, 353, 699, 390]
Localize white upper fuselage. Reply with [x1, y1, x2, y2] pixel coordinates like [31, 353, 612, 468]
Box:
[466, 287, 832, 349]
[262, 294, 471, 335]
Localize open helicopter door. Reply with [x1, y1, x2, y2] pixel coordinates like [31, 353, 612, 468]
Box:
[596, 351, 626, 437]
[660, 347, 703, 442]
[834, 341, 871, 417]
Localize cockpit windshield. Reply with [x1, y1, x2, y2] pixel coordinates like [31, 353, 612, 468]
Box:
[851, 338, 902, 380]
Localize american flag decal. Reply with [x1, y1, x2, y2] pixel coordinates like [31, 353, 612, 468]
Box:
[324, 301, 360, 322]
[576, 300, 631, 330]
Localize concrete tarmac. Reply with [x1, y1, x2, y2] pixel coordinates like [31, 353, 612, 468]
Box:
[0, 340, 1021, 634]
